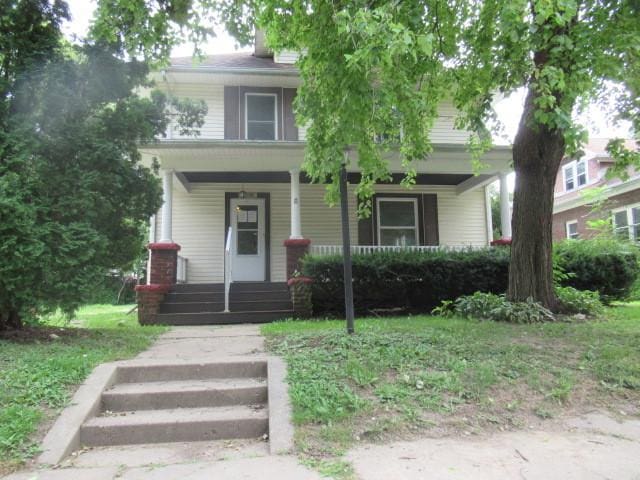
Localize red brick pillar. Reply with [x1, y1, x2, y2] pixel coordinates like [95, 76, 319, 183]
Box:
[135, 284, 170, 325]
[283, 238, 311, 280]
[135, 242, 180, 325]
[148, 242, 181, 285]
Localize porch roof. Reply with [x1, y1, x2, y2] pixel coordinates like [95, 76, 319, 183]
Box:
[139, 140, 512, 178]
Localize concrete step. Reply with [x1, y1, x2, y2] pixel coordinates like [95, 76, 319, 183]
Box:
[165, 290, 292, 303]
[159, 300, 293, 314]
[171, 283, 223, 293]
[80, 405, 268, 447]
[102, 378, 268, 412]
[170, 282, 288, 294]
[154, 310, 293, 325]
[116, 361, 267, 383]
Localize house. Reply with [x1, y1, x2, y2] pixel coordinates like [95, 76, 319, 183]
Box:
[135, 35, 513, 325]
[552, 138, 639, 241]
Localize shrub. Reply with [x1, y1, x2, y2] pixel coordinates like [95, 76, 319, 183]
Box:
[554, 238, 640, 302]
[555, 286, 604, 315]
[302, 248, 509, 316]
[433, 292, 556, 324]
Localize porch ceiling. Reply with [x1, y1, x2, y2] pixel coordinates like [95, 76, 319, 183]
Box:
[139, 139, 512, 175]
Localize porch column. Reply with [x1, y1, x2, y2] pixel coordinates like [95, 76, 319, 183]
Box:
[160, 169, 173, 242]
[499, 172, 512, 239]
[289, 167, 303, 239]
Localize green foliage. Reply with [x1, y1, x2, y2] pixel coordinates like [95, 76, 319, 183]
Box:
[440, 292, 556, 324]
[555, 286, 604, 315]
[0, 1, 206, 328]
[0, 305, 166, 467]
[302, 248, 510, 316]
[554, 238, 640, 302]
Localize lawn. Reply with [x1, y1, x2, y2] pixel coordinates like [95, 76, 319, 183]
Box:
[262, 303, 640, 476]
[0, 305, 166, 474]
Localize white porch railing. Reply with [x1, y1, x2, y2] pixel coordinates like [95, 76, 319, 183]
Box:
[176, 255, 188, 283]
[309, 245, 486, 256]
[224, 226, 233, 313]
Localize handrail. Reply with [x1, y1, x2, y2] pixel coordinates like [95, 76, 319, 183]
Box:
[224, 226, 233, 313]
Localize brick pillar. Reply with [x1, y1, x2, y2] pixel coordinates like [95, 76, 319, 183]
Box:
[148, 242, 181, 285]
[287, 276, 313, 318]
[283, 238, 311, 280]
[135, 284, 170, 325]
[136, 242, 180, 325]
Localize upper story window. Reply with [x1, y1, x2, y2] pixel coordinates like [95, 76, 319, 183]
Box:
[563, 159, 588, 192]
[245, 93, 277, 140]
[376, 198, 418, 246]
[565, 220, 579, 239]
[613, 204, 640, 242]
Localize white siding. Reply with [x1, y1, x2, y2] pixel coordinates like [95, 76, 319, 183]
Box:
[274, 50, 299, 64]
[165, 84, 225, 140]
[166, 182, 488, 283]
[431, 101, 470, 144]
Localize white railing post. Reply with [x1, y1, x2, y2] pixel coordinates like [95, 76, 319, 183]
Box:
[224, 226, 233, 313]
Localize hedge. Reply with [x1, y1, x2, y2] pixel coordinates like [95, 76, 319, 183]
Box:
[302, 239, 640, 316]
[554, 238, 640, 302]
[301, 248, 510, 316]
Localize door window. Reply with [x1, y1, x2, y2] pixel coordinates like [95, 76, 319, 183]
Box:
[236, 205, 259, 255]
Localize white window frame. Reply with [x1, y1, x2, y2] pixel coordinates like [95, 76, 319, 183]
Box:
[563, 159, 588, 192]
[565, 220, 579, 240]
[612, 202, 640, 242]
[245, 93, 278, 141]
[376, 197, 419, 246]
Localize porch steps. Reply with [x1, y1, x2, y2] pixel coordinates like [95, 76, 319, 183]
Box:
[156, 282, 294, 325]
[79, 360, 270, 447]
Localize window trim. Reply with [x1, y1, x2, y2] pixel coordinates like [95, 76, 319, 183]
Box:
[612, 202, 640, 241]
[244, 92, 278, 141]
[563, 159, 589, 192]
[565, 219, 579, 240]
[375, 197, 419, 246]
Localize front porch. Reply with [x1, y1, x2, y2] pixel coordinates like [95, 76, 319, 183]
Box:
[136, 141, 513, 324]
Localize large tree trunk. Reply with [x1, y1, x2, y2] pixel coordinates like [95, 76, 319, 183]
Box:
[0, 308, 23, 330]
[508, 87, 566, 310]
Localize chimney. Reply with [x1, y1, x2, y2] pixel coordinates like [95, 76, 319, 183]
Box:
[254, 29, 272, 58]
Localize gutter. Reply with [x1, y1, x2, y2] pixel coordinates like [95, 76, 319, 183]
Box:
[165, 66, 299, 77]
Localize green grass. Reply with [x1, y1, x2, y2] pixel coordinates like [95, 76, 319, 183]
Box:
[262, 304, 640, 462]
[0, 305, 166, 473]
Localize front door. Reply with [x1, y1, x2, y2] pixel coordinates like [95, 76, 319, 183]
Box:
[229, 198, 266, 281]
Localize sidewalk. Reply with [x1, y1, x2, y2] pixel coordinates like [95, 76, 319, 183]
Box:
[5, 325, 321, 480]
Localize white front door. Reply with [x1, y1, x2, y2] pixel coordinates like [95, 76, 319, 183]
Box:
[230, 198, 266, 281]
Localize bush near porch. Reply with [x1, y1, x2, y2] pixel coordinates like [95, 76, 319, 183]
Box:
[302, 240, 640, 316]
[302, 248, 510, 316]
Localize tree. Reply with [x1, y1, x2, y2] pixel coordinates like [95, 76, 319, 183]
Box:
[91, 0, 640, 310]
[0, 0, 205, 329]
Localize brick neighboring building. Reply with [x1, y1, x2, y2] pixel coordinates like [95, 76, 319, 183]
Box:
[552, 138, 640, 241]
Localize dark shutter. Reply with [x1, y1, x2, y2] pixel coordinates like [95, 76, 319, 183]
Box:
[357, 216, 375, 245]
[422, 194, 439, 245]
[282, 88, 299, 141]
[224, 86, 240, 140]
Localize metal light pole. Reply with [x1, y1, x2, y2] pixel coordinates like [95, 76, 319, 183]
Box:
[339, 162, 355, 334]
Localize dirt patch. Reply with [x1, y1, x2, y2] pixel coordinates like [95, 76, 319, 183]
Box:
[0, 326, 91, 343]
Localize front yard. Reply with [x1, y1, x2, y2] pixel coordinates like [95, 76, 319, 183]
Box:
[262, 303, 640, 477]
[0, 305, 166, 475]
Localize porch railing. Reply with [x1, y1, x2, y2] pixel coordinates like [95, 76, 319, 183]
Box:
[309, 244, 486, 256]
[176, 255, 188, 283]
[224, 226, 233, 313]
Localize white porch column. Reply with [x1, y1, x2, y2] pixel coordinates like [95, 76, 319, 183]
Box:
[160, 169, 174, 243]
[499, 172, 512, 238]
[289, 168, 303, 239]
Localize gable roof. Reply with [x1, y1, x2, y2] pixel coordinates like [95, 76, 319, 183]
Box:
[169, 53, 297, 72]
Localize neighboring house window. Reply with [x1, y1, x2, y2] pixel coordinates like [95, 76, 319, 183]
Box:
[613, 204, 640, 241]
[565, 220, 579, 239]
[563, 159, 588, 192]
[376, 198, 418, 246]
[245, 93, 277, 140]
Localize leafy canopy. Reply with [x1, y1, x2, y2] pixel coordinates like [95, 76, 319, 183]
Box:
[91, 0, 639, 212]
[0, 0, 206, 325]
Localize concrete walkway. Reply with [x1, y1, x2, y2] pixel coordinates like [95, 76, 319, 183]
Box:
[5, 325, 322, 480]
